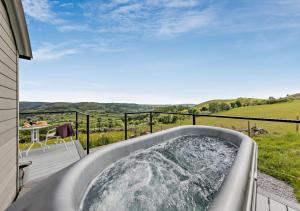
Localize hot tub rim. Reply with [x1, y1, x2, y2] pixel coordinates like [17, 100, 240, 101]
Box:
[8, 125, 257, 211]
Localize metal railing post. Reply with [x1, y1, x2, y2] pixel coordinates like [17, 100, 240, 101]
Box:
[86, 114, 90, 154]
[192, 114, 196, 125]
[248, 121, 251, 137]
[150, 112, 153, 133]
[124, 113, 128, 140]
[296, 116, 299, 133]
[75, 111, 78, 140]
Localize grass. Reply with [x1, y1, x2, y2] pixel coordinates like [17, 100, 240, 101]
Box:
[196, 100, 300, 134]
[218, 100, 300, 118]
[79, 131, 126, 149]
[254, 133, 300, 201]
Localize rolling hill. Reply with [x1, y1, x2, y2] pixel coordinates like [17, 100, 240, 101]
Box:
[195, 98, 264, 109]
[194, 93, 300, 113]
[19, 102, 195, 114]
[19, 102, 157, 113]
[218, 99, 300, 119]
[196, 99, 300, 134]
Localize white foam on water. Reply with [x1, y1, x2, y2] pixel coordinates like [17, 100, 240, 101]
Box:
[82, 135, 238, 211]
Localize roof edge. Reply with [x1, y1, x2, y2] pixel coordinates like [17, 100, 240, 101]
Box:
[3, 0, 32, 60]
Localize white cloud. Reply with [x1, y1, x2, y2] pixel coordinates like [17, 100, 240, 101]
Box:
[165, 0, 199, 8]
[31, 38, 127, 62]
[59, 3, 74, 8]
[22, 0, 81, 31]
[23, 0, 300, 36]
[57, 24, 91, 32]
[80, 0, 213, 36]
[147, 0, 199, 8]
[211, 0, 300, 34]
[23, 0, 300, 56]
[79, 37, 128, 52]
[33, 43, 78, 61]
[22, 0, 64, 24]
[157, 10, 213, 36]
[113, 3, 142, 14]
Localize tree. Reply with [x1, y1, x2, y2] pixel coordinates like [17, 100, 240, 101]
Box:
[219, 103, 230, 111]
[235, 101, 242, 107]
[201, 106, 208, 112]
[230, 102, 236, 108]
[158, 115, 178, 124]
[268, 96, 276, 104]
[208, 102, 219, 113]
[188, 107, 199, 114]
[269, 96, 276, 101]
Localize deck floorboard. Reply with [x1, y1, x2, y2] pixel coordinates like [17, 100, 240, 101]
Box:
[257, 191, 300, 211]
[20, 142, 80, 182]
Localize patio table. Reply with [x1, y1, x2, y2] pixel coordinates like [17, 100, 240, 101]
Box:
[19, 125, 50, 156]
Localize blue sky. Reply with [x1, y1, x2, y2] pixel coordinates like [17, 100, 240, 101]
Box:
[20, 0, 300, 104]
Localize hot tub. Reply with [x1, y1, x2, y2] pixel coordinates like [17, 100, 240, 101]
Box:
[8, 126, 257, 211]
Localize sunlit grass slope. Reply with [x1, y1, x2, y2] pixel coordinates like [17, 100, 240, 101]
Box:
[197, 100, 300, 134]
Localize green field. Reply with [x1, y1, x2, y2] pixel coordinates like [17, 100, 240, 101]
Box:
[219, 99, 300, 118]
[196, 100, 300, 134]
[255, 133, 300, 201]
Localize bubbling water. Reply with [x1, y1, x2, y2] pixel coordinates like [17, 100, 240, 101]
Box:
[81, 135, 238, 211]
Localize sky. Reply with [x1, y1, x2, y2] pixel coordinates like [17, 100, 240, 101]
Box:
[19, 0, 300, 104]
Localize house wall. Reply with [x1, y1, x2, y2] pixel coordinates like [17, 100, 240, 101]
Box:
[0, 1, 18, 210]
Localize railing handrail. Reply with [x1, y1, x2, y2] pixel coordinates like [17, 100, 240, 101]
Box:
[124, 111, 300, 140]
[20, 111, 76, 115]
[197, 114, 300, 123]
[20, 110, 89, 115]
[125, 111, 300, 123]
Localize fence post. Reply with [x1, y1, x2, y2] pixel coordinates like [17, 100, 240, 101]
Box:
[192, 114, 196, 125]
[86, 114, 90, 154]
[75, 111, 78, 140]
[150, 112, 153, 133]
[124, 113, 128, 140]
[297, 116, 299, 133]
[248, 121, 251, 137]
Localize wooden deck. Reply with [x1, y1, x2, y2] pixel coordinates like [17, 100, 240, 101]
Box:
[257, 189, 300, 211]
[20, 141, 80, 182]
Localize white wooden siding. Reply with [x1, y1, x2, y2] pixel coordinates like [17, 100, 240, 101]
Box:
[0, 1, 18, 210]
